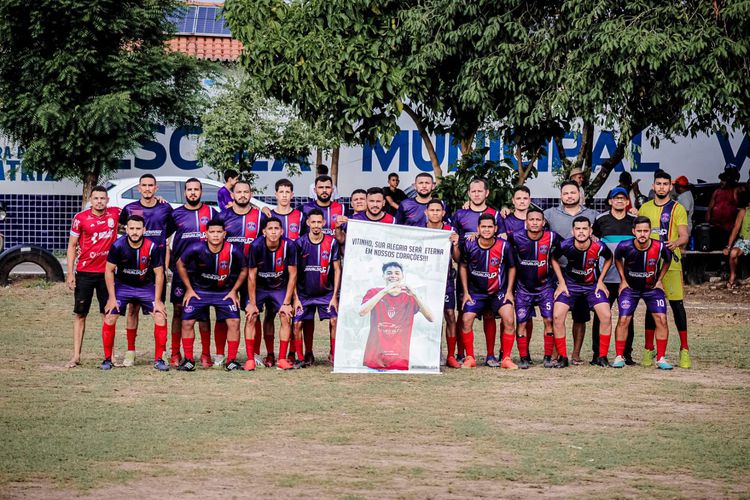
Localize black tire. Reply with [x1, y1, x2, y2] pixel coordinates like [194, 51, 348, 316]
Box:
[0, 245, 65, 285]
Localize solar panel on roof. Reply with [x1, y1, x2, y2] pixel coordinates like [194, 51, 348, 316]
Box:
[170, 5, 232, 36]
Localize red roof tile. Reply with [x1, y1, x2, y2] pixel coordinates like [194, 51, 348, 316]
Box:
[168, 35, 243, 61]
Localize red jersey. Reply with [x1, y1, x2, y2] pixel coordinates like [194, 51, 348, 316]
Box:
[361, 288, 419, 371]
[70, 207, 121, 273]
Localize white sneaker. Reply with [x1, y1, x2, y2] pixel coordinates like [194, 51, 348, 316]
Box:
[212, 354, 225, 368]
[254, 353, 265, 368]
[122, 350, 136, 367]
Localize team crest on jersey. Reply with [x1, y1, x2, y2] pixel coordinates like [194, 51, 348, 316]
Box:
[140, 256, 148, 264]
[246, 222, 257, 231]
[321, 251, 330, 260]
[200, 216, 209, 224]
[490, 257, 500, 266]
[587, 258, 596, 267]
[660, 212, 671, 223]
[107, 218, 115, 228]
[539, 245, 549, 254]
[387, 307, 396, 319]
[276, 257, 283, 266]
[648, 258, 657, 267]
[289, 223, 299, 233]
[219, 261, 229, 270]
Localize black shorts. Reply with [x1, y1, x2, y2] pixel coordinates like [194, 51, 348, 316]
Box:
[73, 271, 108, 316]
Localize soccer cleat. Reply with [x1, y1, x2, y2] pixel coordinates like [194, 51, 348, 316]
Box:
[177, 359, 196, 372]
[212, 354, 225, 368]
[500, 357, 519, 370]
[254, 353, 265, 367]
[200, 354, 213, 369]
[243, 358, 257, 371]
[263, 353, 275, 368]
[611, 355, 626, 368]
[595, 356, 610, 368]
[624, 355, 636, 366]
[518, 357, 530, 370]
[287, 352, 296, 363]
[642, 348, 655, 367]
[524, 355, 534, 366]
[170, 353, 182, 367]
[100, 358, 114, 370]
[484, 355, 500, 368]
[446, 356, 462, 369]
[656, 357, 673, 370]
[153, 359, 169, 372]
[679, 349, 692, 369]
[122, 350, 136, 367]
[462, 355, 477, 368]
[543, 355, 556, 368]
[456, 354, 466, 363]
[293, 360, 307, 369]
[554, 356, 569, 368]
[589, 355, 598, 366]
[225, 360, 243, 371]
[276, 358, 294, 370]
[303, 352, 315, 367]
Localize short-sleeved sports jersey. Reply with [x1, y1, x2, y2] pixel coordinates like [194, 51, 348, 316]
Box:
[168, 204, 216, 270]
[593, 212, 636, 283]
[361, 288, 419, 370]
[179, 240, 245, 291]
[271, 208, 304, 241]
[396, 197, 452, 227]
[639, 199, 687, 270]
[301, 201, 346, 236]
[615, 239, 672, 291]
[118, 201, 174, 250]
[217, 186, 233, 210]
[216, 207, 265, 257]
[295, 233, 340, 299]
[452, 207, 502, 241]
[461, 238, 515, 295]
[70, 207, 121, 273]
[247, 236, 297, 291]
[107, 236, 163, 287]
[502, 213, 525, 236]
[427, 222, 458, 286]
[507, 230, 561, 294]
[341, 211, 396, 232]
[554, 237, 612, 286]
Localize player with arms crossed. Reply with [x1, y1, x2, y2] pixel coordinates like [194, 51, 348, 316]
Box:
[611, 216, 674, 370]
[459, 213, 517, 369]
[293, 209, 342, 366]
[551, 216, 614, 368]
[101, 215, 168, 371]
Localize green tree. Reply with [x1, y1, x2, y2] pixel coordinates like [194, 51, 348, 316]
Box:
[0, 0, 208, 204]
[197, 67, 335, 185]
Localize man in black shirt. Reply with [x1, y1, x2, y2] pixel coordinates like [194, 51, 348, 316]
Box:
[383, 173, 407, 215]
[592, 187, 637, 364]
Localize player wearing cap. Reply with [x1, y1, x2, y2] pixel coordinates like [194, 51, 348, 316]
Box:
[638, 170, 691, 368]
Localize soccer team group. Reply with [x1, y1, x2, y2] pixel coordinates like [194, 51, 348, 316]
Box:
[65, 168, 692, 372]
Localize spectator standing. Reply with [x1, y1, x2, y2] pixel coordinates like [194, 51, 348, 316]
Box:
[673, 176, 695, 235]
[569, 167, 587, 207]
[724, 192, 750, 289]
[707, 166, 740, 243]
[383, 173, 407, 215]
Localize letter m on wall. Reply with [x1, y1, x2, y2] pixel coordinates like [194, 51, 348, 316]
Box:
[362, 131, 410, 172]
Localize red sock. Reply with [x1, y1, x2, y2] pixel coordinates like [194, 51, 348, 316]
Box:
[656, 338, 667, 360]
[645, 329, 655, 350]
[227, 340, 240, 362]
[483, 316, 497, 358]
[447, 336, 457, 359]
[295, 338, 304, 359]
[154, 324, 167, 361]
[517, 335, 529, 358]
[214, 321, 228, 356]
[501, 332, 515, 360]
[303, 321, 315, 354]
[279, 340, 289, 360]
[554, 336, 568, 358]
[182, 337, 195, 361]
[199, 328, 211, 357]
[599, 334, 611, 358]
[102, 323, 116, 359]
[615, 339, 626, 357]
[126, 328, 137, 351]
[544, 332, 554, 356]
[253, 318, 262, 354]
[678, 330, 688, 350]
[245, 337, 255, 359]
[170, 326, 181, 357]
[461, 331, 475, 358]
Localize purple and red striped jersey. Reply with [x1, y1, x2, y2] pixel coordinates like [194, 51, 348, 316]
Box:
[341, 211, 397, 232]
[428, 222, 458, 285]
[461, 238, 515, 295]
[301, 201, 346, 236]
[247, 236, 297, 291]
[502, 213, 525, 236]
[507, 230, 561, 294]
[179, 240, 245, 291]
[451, 207, 502, 240]
[395, 198, 449, 227]
[271, 208, 304, 241]
[168, 204, 216, 270]
[554, 237, 612, 285]
[295, 233, 340, 299]
[614, 239, 672, 291]
[118, 201, 174, 250]
[216, 207, 265, 257]
[107, 236, 163, 287]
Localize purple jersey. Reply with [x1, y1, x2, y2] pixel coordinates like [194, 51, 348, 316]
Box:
[295, 233, 340, 299]
[461, 238, 515, 296]
[395, 198, 446, 227]
[507, 230, 561, 294]
[502, 213, 525, 236]
[614, 239, 672, 291]
[216, 207, 265, 257]
[271, 208, 304, 241]
[107, 236, 163, 287]
[301, 201, 347, 236]
[179, 240, 245, 292]
[451, 207, 502, 240]
[247, 236, 297, 291]
[118, 201, 174, 250]
[217, 186, 233, 210]
[168, 204, 216, 270]
[555, 237, 612, 286]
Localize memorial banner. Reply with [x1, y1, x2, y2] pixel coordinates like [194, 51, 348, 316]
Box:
[333, 220, 451, 374]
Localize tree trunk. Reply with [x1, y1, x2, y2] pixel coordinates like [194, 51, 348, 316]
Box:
[586, 135, 627, 199]
[459, 137, 474, 157]
[80, 166, 102, 209]
[316, 149, 323, 168]
[515, 144, 542, 186]
[554, 135, 571, 171]
[403, 104, 443, 180]
[330, 147, 340, 185]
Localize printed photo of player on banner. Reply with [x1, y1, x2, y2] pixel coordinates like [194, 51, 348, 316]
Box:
[334, 220, 451, 374]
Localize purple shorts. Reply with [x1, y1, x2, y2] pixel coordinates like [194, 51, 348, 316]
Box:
[555, 282, 609, 310]
[256, 288, 286, 315]
[463, 290, 512, 315]
[444, 280, 456, 311]
[182, 289, 240, 321]
[618, 287, 667, 316]
[515, 287, 554, 324]
[294, 293, 337, 321]
[112, 282, 155, 316]
[170, 274, 186, 305]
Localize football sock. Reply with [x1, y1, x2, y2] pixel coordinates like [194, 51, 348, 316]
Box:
[279, 340, 289, 360]
[599, 334, 611, 358]
[126, 328, 137, 351]
[295, 338, 304, 360]
[544, 331, 554, 356]
[461, 330, 475, 358]
[199, 328, 211, 357]
[245, 337, 255, 359]
[303, 321, 315, 354]
[615, 339, 626, 357]
[170, 326, 181, 356]
[645, 329, 655, 351]
[678, 330, 688, 350]
[253, 318, 262, 355]
[526, 321, 533, 345]
[669, 300, 688, 349]
[214, 321, 228, 356]
[501, 332, 515, 360]
[554, 336, 568, 358]
[264, 333, 274, 356]
[182, 337, 195, 362]
[516, 335, 529, 358]
[483, 316, 497, 357]
[446, 335, 457, 359]
[153, 324, 167, 361]
[102, 323, 116, 359]
[227, 340, 239, 362]
[656, 338, 668, 360]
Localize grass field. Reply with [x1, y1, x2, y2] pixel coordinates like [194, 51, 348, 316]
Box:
[1, 280, 749, 498]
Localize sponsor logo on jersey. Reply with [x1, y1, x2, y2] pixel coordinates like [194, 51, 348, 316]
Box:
[471, 270, 498, 279]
